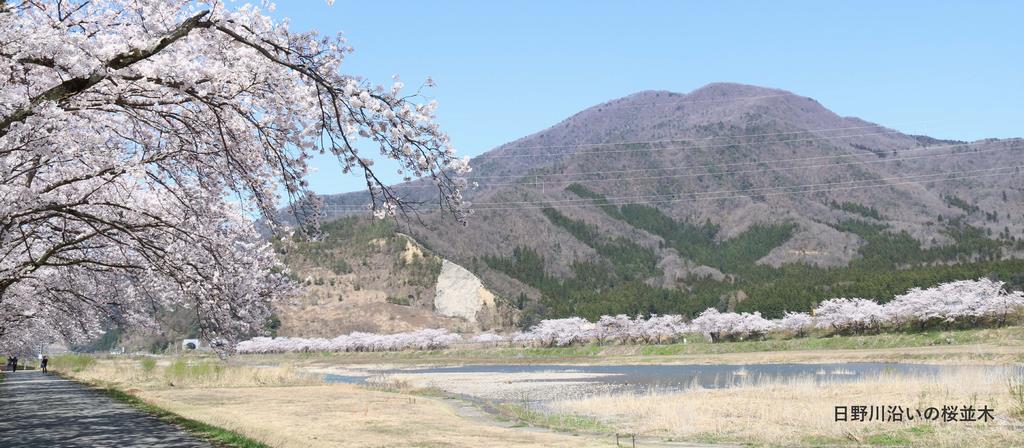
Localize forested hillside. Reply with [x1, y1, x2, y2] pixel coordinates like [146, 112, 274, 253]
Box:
[477, 184, 1024, 321]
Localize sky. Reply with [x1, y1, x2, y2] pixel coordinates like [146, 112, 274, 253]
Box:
[267, 0, 1024, 195]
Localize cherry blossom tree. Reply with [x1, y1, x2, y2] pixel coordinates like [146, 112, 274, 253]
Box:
[982, 285, 1024, 327]
[528, 317, 595, 347]
[813, 298, 884, 334]
[592, 314, 632, 345]
[642, 314, 689, 343]
[737, 312, 775, 339]
[0, 1, 470, 353]
[691, 309, 771, 342]
[469, 332, 505, 344]
[690, 309, 725, 342]
[775, 312, 813, 337]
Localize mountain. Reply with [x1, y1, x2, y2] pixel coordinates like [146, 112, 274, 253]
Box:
[281, 82, 1024, 332]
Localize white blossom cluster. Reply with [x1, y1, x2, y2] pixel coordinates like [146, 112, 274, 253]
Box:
[776, 311, 814, 337]
[236, 329, 461, 353]
[811, 298, 886, 334]
[468, 332, 506, 343]
[1, 1, 469, 354]
[690, 309, 775, 342]
[502, 311, 775, 346]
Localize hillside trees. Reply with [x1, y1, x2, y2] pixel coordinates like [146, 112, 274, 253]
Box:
[828, 200, 883, 220]
[0, 0, 469, 352]
[541, 207, 658, 281]
[548, 184, 1023, 321]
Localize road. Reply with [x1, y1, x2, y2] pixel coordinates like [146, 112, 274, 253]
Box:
[0, 370, 211, 447]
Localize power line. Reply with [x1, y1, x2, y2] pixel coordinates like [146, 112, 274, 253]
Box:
[479, 129, 911, 160]
[472, 138, 1018, 178]
[476, 144, 1020, 188]
[385, 139, 1021, 189]
[489, 120, 933, 152]
[468, 166, 1023, 211]
[321, 165, 1022, 212]
[545, 92, 798, 115]
[468, 165, 1023, 206]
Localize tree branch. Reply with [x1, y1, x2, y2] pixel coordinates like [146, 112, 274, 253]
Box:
[0, 10, 212, 137]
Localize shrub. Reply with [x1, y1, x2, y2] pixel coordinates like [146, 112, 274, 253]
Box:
[140, 358, 157, 374]
[50, 354, 97, 373]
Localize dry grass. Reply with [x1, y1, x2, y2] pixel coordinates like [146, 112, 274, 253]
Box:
[553, 367, 1024, 446]
[56, 355, 320, 390]
[57, 356, 615, 447]
[138, 383, 614, 448]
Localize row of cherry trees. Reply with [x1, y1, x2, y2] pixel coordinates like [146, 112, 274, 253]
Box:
[236, 329, 461, 353]
[236, 279, 1024, 353]
[511, 279, 1024, 346]
[814, 278, 1024, 333]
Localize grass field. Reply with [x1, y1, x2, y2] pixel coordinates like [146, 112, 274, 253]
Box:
[52, 354, 319, 390]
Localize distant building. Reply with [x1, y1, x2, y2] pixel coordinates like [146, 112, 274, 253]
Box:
[181, 339, 200, 350]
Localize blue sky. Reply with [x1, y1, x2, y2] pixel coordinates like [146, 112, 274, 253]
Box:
[269, 0, 1023, 195]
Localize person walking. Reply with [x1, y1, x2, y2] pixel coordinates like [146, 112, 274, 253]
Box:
[10, 355, 18, 372]
[5, 355, 12, 372]
[40, 356, 48, 373]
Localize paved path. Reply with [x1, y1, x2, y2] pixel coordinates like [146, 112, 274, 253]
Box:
[0, 371, 211, 447]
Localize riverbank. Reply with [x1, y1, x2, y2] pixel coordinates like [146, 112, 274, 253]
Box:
[51, 355, 620, 448]
[339, 361, 1024, 447]
[241, 326, 1024, 368]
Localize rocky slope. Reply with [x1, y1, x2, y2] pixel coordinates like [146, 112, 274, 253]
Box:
[273, 218, 515, 336]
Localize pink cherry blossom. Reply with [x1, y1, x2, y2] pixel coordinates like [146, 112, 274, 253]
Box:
[1, 0, 468, 354]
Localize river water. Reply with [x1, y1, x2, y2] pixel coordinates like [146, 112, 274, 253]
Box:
[323, 362, 1020, 403]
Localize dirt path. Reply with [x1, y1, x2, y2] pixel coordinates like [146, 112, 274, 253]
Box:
[0, 371, 210, 448]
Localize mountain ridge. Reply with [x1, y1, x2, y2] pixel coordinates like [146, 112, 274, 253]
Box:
[280, 82, 1024, 332]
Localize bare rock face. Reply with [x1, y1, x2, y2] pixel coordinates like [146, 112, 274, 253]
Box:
[656, 251, 728, 288]
[758, 219, 861, 268]
[434, 260, 498, 324]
